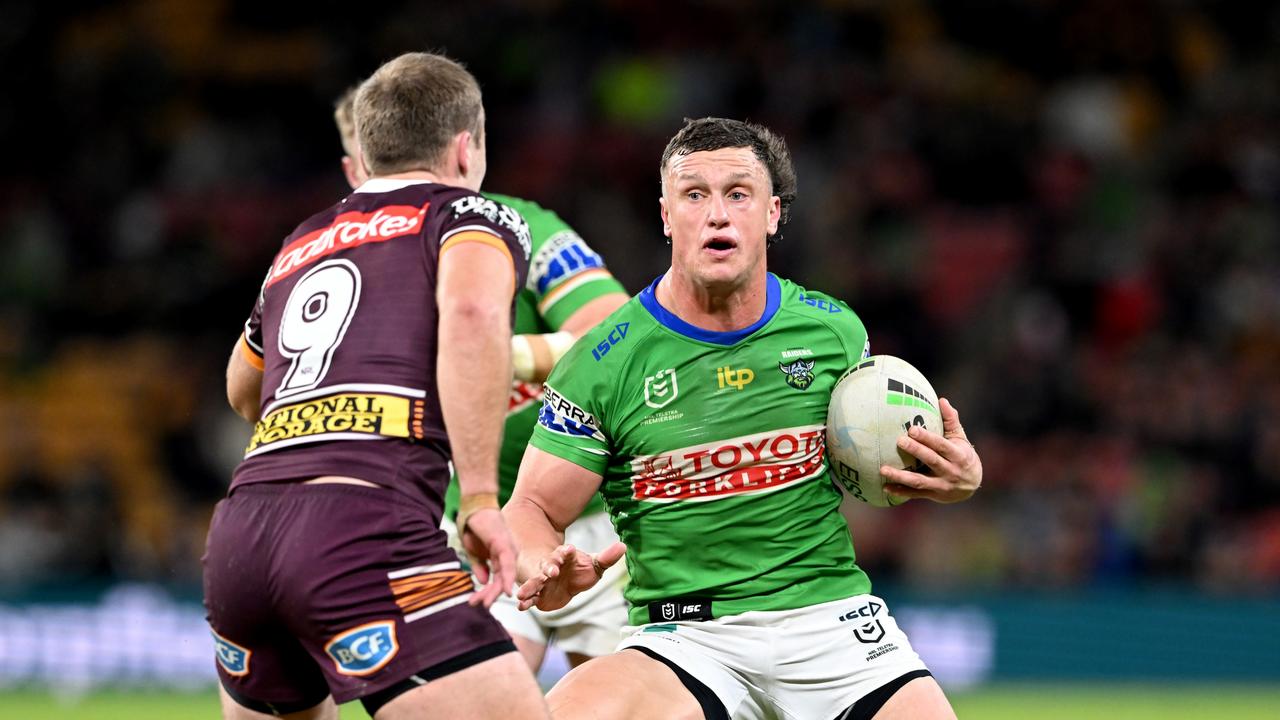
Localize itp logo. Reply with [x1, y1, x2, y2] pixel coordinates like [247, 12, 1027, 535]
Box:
[211, 630, 251, 676]
[325, 621, 399, 676]
[716, 365, 754, 391]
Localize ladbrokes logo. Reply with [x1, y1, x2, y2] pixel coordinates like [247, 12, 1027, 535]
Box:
[267, 204, 429, 287]
[630, 425, 825, 502]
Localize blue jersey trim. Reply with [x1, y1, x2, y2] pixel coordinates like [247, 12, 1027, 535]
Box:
[638, 273, 781, 345]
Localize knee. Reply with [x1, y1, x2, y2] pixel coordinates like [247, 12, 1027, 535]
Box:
[546, 667, 619, 719]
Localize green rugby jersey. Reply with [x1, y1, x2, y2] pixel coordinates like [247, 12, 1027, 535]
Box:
[531, 273, 874, 625]
[444, 194, 625, 517]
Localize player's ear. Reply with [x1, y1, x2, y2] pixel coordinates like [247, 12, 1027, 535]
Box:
[659, 196, 672, 239]
[341, 156, 361, 190]
[454, 130, 473, 178]
[766, 195, 781, 236]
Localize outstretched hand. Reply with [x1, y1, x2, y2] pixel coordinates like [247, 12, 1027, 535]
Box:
[460, 508, 518, 609]
[516, 541, 626, 612]
[880, 397, 982, 503]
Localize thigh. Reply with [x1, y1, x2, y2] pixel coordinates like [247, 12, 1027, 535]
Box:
[205, 492, 331, 714]
[218, 685, 338, 720]
[867, 676, 955, 720]
[375, 650, 548, 720]
[547, 649, 708, 720]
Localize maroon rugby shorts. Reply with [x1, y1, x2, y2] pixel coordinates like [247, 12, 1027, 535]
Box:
[203, 482, 512, 709]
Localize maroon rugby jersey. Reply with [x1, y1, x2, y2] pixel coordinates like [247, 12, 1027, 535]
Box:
[231, 178, 531, 513]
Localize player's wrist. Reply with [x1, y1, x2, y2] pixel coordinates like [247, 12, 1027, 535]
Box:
[511, 331, 575, 382]
[456, 492, 500, 537]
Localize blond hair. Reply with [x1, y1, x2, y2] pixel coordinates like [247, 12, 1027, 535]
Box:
[333, 85, 359, 158]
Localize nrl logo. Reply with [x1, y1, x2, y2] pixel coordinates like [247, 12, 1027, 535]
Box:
[778, 359, 815, 390]
[644, 369, 678, 409]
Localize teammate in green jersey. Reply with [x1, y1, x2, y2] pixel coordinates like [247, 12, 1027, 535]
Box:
[506, 118, 983, 720]
[334, 87, 630, 673]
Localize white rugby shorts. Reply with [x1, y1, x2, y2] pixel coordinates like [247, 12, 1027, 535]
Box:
[619, 594, 930, 719]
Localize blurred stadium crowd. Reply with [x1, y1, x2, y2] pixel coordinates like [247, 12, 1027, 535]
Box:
[0, 1, 1276, 596]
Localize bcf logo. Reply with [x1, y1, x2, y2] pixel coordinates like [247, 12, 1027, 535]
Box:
[212, 631, 251, 676]
[325, 621, 399, 676]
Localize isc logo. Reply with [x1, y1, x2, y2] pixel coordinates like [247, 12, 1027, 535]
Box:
[212, 631, 251, 676]
[591, 322, 630, 360]
[798, 293, 843, 313]
[837, 601, 882, 622]
[716, 365, 754, 390]
[325, 621, 399, 676]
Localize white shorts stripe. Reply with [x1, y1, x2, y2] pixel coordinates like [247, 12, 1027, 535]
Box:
[403, 594, 473, 623]
[387, 561, 462, 580]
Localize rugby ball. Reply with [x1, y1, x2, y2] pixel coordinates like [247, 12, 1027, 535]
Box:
[826, 355, 943, 507]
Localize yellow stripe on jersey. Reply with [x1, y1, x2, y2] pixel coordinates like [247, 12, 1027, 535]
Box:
[538, 267, 614, 313]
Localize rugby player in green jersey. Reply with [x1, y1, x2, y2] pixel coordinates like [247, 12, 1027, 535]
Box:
[506, 118, 982, 720]
[333, 88, 630, 674]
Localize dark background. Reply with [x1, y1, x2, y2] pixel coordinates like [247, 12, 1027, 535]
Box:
[1, 0, 1277, 599]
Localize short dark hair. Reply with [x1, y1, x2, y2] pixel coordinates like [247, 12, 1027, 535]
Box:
[660, 117, 798, 235]
[355, 52, 483, 176]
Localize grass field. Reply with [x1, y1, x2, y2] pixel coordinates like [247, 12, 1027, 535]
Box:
[2, 684, 1278, 719]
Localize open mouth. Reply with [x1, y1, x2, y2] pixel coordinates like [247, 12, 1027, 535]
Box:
[703, 237, 737, 253]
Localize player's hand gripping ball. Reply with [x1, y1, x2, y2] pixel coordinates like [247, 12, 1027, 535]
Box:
[826, 355, 942, 507]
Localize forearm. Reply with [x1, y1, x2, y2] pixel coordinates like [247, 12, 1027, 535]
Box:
[438, 302, 510, 497]
[504, 446, 604, 581]
[503, 494, 568, 582]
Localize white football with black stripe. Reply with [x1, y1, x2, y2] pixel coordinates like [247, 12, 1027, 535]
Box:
[826, 355, 942, 507]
